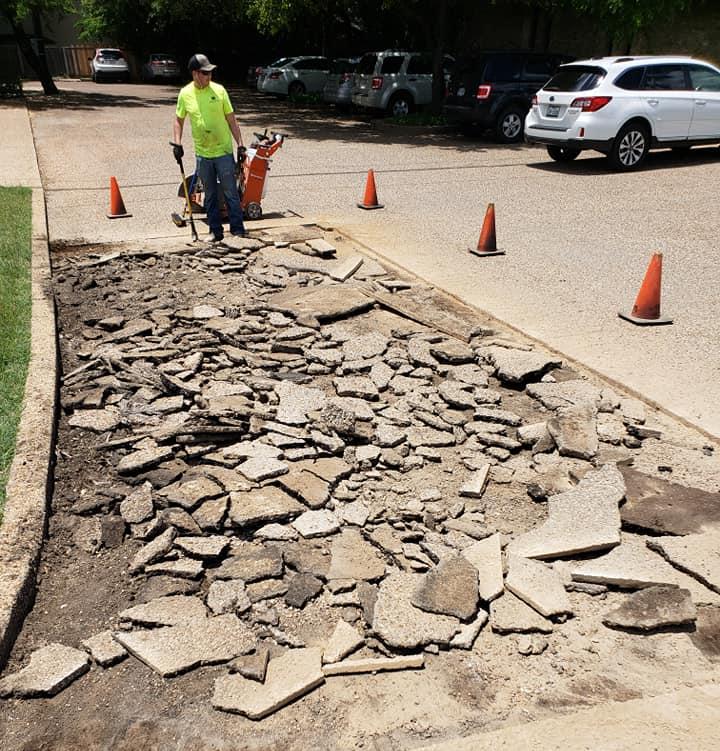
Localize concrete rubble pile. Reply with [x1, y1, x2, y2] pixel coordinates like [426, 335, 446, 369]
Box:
[2, 229, 719, 716]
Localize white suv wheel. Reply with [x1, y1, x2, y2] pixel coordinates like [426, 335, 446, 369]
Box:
[610, 123, 649, 171]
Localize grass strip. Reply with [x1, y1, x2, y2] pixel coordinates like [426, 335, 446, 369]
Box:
[0, 186, 32, 521]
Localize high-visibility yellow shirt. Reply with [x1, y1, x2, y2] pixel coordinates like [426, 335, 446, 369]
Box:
[176, 81, 234, 158]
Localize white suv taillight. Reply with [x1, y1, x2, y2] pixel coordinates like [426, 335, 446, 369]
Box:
[570, 96, 612, 112]
[475, 84, 492, 99]
[531, 95, 538, 107]
[371, 76, 383, 90]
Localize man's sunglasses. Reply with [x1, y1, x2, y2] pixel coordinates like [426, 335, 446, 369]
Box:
[197, 69, 212, 76]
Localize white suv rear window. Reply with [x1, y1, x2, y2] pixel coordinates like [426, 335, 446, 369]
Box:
[545, 65, 605, 92]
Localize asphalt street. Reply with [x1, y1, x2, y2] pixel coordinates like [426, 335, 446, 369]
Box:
[25, 79, 720, 439]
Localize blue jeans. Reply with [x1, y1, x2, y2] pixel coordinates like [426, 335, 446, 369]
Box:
[196, 153, 244, 237]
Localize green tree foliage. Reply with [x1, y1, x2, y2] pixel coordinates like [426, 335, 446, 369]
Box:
[0, 0, 75, 93]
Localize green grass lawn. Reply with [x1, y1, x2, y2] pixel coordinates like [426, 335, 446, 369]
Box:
[0, 186, 32, 521]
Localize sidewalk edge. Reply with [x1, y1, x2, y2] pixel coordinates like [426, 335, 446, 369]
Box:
[0, 186, 57, 669]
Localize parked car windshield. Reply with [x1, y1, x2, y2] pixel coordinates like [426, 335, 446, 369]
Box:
[544, 65, 605, 91]
[356, 54, 378, 74]
[99, 50, 124, 59]
[330, 58, 357, 74]
[268, 57, 293, 68]
[151, 54, 175, 62]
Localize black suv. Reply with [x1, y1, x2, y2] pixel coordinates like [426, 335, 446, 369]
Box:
[444, 51, 573, 142]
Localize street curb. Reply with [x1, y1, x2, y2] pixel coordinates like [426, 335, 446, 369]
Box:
[0, 187, 57, 670]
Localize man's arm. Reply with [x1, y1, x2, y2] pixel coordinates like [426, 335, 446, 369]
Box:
[226, 112, 243, 147]
[173, 115, 185, 144]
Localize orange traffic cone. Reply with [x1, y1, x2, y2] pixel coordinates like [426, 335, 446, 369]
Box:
[470, 203, 504, 257]
[619, 252, 672, 325]
[107, 176, 131, 219]
[357, 169, 384, 210]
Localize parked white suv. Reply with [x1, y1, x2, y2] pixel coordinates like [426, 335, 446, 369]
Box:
[525, 55, 720, 170]
[352, 50, 454, 116]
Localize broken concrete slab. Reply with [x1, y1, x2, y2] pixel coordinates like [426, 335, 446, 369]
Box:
[570, 534, 720, 605]
[322, 654, 424, 676]
[450, 610, 489, 650]
[292, 509, 341, 538]
[212, 647, 325, 719]
[603, 586, 697, 631]
[274, 380, 327, 425]
[411, 554, 480, 620]
[119, 481, 154, 524]
[206, 579, 252, 615]
[620, 467, 720, 535]
[228, 645, 270, 682]
[647, 531, 720, 595]
[267, 284, 373, 322]
[213, 545, 283, 583]
[546, 403, 598, 460]
[372, 572, 461, 650]
[129, 527, 176, 574]
[285, 573, 323, 608]
[505, 555, 572, 618]
[237, 457, 289, 482]
[175, 535, 229, 559]
[323, 620, 365, 664]
[462, 533, 504, 602]
[525, 379, 603, 410]
[490, 592, 554, 634]
[479, 346, 562, 387]
[144, 557, 205, 579]
[81, 630, 127, 667]
[115, 614, 254, 677]
[459, 465, 491, 499]
[68, 406, 122, 432]
[158, 475, 224, 511]
[327, 528, 386, 581]
[119, 595, 207, 627]
[509, 463, 623, 560]
[228, 486, 304, 527]
[0, 644, 90, 698]
[117, 443, 174, 475]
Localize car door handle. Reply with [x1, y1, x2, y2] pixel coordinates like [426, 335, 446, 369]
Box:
[647, 99, 659, 106]
[695, 100, 707, 106]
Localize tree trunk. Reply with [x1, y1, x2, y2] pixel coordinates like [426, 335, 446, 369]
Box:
[538, 10, 554, 52]
[3, 10, 59, 95]
[431, 0, 448, 115]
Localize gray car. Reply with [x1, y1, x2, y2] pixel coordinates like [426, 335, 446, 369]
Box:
[352, 50, 453, 116]
[141, 53, 180, 83]
[322, 58, 359, 106]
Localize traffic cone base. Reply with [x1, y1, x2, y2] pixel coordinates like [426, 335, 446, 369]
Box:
[107, 176, 131, 219]
[469, 247, 505, 257]
[357, 169, 383, 210]
[619, 252, 672, 326]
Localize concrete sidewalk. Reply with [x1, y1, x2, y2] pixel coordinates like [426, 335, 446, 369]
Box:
[419, 683, 720, 751]
[0, 101, 41, 187]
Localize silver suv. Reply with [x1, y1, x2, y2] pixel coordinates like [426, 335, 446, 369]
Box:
[352, 50, 453, 116]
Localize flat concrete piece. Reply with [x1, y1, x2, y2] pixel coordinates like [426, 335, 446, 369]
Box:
[505, 555, 572, 618]
[526, 380, 603, 410]
[323, 620, 365, 664]
[274, 380, 327, 425]
[372, 572, 461, 650]
[237, 457, 289, 482]
[509, 463, 623, 560]
[620, 467, 720, 535]
[411, 554, 480, 620]
[68, 406, 122, 432]
[603, 585, 697, 631]
[462, 533, 504, 602]
[267, 284, 373, 322]
[459, 465, 491, 499]
[546, 403, 598, 460]
[129, 527, 176, 574]
[450, 610, 489, 649]
[174, 535, 229, 559]
[322, 654, 424, 676]
[212, 647, 325, 719]
[213, 545, 283, 583]
[647, 531, 720, 594]
[81, 630, 127, 667]
[0, 643, 90, 698]
[327, 528, 386, 581]
[292, 509, 341, 538]
[570, 534, 720, 605]
[159, 476, 224, 510]
[206, 579, 251, 615]
[228, 486, 304, 527]
[480, 346, 562, 386]
[115, 614, 254, 677]
[119, 595, 207, 627]
[490, 592, 554, 634]
[119, 481, 154, 524]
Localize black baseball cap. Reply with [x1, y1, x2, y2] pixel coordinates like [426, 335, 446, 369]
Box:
[188, 54, 217, 72]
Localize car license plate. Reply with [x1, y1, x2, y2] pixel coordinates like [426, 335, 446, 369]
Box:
[457, 86, 465, 97]
[546, 104, 560, 117]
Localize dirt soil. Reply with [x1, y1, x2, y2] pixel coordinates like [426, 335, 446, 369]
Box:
[1, 228, 719, 751]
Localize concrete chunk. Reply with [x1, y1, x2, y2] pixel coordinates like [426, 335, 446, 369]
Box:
[115, 614, 254, 677]
[603, 586, 697, 631]
[328, 528, 386, 581]
[411, 554, 480, 620]
[323, 620, 365, 664]
[82, 630, 127, 667]
[323, 654, 424, 676]
[647, 531, 720, 595]
[509, 463, 623, 560]
[292, 509, 341, 538]
[459, 465, 491, 499]
[490, 593, 554, 634]
[119, 595, 207, 627]
[213, 648, 325, 719]
[505, 554, 572, 618]
[462, 533, 504, 602]
[547, 402, 598, 460]
[0, 644, 90, 698]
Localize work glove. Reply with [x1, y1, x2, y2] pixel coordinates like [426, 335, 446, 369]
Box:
[237, 145, 247, 163]
[171, 142, 184, 164]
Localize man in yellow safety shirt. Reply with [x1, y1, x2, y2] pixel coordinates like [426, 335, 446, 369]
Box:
[172, 53, 245, 242]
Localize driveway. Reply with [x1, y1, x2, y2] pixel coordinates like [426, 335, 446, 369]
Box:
[26, 79, 720, 439]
